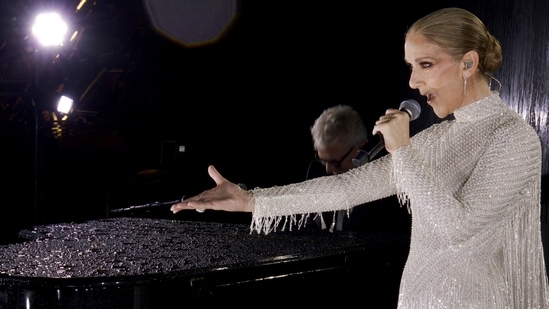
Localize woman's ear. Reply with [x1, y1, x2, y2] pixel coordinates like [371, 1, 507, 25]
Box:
[461, 50, 479, 73]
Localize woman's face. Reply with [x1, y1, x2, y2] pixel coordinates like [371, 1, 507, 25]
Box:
[404, 32, 465, 118]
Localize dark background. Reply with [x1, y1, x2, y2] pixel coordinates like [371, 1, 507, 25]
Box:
[1, 0, 548, 265]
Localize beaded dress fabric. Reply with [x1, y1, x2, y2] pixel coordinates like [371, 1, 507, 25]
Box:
[249, 92, 549, 308]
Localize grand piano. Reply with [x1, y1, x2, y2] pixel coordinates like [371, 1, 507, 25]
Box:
[0, 217, 409, 308]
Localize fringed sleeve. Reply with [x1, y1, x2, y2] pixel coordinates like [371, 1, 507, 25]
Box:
[503, 159, 549, 308]
[249, 155, 398, 234]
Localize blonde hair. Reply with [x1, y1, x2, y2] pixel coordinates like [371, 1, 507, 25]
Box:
[406, 7, 503, 74]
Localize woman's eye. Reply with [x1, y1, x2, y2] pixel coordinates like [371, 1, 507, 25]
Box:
[407, 62, 432, 71]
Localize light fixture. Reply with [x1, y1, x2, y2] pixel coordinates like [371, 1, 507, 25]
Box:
[56, 95, 73, 114]
[31, 12, 68, 47]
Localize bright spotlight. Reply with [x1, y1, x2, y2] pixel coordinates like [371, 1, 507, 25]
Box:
[32, 12, 68, 47]
[57, 95, 74, 114]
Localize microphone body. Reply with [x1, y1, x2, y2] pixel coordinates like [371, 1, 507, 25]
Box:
[352, 99, 421, 166]
[352, 135, 385, 166]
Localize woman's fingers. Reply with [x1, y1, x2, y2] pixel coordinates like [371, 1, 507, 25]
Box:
[208, 165, 225, 185]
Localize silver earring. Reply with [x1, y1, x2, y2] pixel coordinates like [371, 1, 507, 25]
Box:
[487, 73, 502, 92]
[463, 77, 468, 97]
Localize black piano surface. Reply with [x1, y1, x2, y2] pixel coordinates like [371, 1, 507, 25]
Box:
[0, 217, 409, 308]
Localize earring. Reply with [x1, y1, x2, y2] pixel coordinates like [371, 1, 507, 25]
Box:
[487, 73, 502, 92]
[463, 76, 468, 97]
[464, 61, 472, 70]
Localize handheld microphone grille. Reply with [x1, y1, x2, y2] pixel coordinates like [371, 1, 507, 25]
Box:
[399, 99, 421, 121]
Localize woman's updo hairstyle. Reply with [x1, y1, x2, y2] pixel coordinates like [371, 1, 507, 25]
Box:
[406, 7, 503, 74]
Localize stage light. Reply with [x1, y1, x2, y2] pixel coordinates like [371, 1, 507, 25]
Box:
[32, 12, 68, 47]
[57, 95, 73, 114]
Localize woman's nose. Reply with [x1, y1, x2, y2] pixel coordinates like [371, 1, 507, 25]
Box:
[408, 71, 419, 89]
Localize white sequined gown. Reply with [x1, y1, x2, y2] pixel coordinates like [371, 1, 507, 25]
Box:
[249, 92, 549, 308]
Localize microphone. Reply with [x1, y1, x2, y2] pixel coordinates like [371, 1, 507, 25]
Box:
[352, 99, 421, 166]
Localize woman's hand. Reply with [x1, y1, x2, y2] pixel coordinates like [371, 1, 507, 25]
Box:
[372, 108, 412, 154]
[170, 165, 253, 214]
